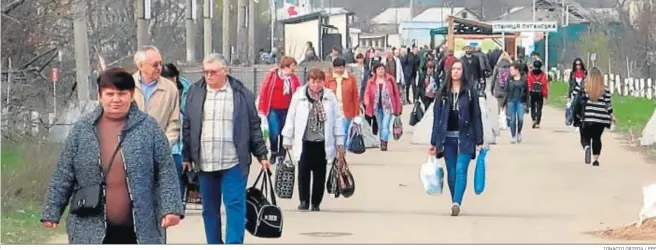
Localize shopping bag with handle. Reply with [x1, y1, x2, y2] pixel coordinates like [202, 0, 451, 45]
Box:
[419, 156, 444, 195]
[474, 147, 488, 195]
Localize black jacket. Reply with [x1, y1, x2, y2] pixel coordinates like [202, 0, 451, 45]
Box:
[182, 76, 268, 173]
[461, 54, 484, 81]
[417, 71, 440, 98]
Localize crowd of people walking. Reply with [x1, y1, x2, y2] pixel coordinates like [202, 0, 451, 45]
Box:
[39, 42, 616, 244]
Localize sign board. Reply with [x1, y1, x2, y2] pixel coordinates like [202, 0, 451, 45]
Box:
[590, 53, 597, 62]
[492, 22, 558, 32]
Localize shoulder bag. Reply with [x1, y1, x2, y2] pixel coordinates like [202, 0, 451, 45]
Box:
[69, 135, 125, 217]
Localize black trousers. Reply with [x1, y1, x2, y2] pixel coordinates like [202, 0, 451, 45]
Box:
[103, 224, 137, 244]
[530, 92, 544, 124]
[405, 76, 417, 101]
[579, 123, 606, 155]
[298, 140, 328, 206]
[365, 115, 378, 135]
[422, 97, 434, 110]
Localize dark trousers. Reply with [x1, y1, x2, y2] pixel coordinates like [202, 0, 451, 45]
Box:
[365, 115, 378, 135]
[579, 123, 606, 155]
[405, 75, 417, 101]
[103, 225, 137, 244]
[268, 108, 288, 159]
[530, 92, 544, 124]
[422, 96, 434, 110]
[298, 140, 327, 206]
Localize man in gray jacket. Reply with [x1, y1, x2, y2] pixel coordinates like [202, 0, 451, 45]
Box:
[181, 53, 269, 244]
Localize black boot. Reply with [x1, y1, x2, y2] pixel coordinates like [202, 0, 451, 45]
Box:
[298, 201, 309, 211]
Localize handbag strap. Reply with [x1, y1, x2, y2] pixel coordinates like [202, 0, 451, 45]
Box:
[100, 134, 126, 185]
[264, 169, 277, 206]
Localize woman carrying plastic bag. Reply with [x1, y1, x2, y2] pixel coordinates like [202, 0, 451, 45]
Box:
[419, 156, 444, 195]
[474, 147, 488, 195]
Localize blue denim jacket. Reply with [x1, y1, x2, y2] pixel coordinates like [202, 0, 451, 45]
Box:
[172, 77, 191, 155]
[430, 87, 484, 157]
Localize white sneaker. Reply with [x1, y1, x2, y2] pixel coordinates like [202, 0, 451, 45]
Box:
[517, 134, 523, 143]
[510, 137, 517, 144]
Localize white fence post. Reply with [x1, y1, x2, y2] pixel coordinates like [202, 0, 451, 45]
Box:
[647, 78, 654, 99]
[639, 78, 646, 98]
[623, 77, 630, 96]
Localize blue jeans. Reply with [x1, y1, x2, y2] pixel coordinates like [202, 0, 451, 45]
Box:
[443, 136, 473, 205]
[172, 154, 185, 201]
[198, 165, 248, 244]
[507, 99, 525, 137]
[267, 109, 288, 158]
[343, 118, 352, 145]
[374, 108, 392, 141]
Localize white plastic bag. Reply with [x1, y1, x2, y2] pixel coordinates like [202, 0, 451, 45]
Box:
[259, 114, 269, 139]
[638, 184, 656, 226]
[419, 156, 444, 195]
[498, 109, 508, 131]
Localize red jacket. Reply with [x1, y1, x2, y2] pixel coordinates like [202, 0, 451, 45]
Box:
[257, 70, 301, 115]
[527, 71, 549, 98]
[363, 73, 402, 117]
[444, 55, 457, 72]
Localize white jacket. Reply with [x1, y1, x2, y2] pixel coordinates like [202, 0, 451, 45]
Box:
[381, 56, 405, 85]
[281, 86, 345, 162]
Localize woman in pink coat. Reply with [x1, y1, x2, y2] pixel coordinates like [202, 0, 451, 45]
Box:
[363, 62, 402, 151]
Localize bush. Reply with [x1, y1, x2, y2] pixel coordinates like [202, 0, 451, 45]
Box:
[1, 142, 64, 243]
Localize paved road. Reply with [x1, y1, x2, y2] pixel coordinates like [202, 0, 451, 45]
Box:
[50, 100, 656, 244]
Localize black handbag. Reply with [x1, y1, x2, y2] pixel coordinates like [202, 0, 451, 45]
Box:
[409, 101, 425, 126]
[336, 159, 355, 198]
[274, 152, 295, 199]
[326, 161, 340, 198]
[69, 135, 125, 217]
[347, 124, 366, 154]
[246, 169, 283, 238]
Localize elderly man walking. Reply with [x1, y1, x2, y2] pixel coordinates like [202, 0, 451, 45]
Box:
[132, 45, 181, 148]
[181, 53, 270, 244]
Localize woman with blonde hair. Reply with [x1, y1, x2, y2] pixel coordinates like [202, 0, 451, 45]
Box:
[571, 67, 616, 166]
[491, 51, 513, 114]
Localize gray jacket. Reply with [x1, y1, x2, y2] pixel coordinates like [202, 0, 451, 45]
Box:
[182, 76, 268, 173]
[40, 103, 184, 244]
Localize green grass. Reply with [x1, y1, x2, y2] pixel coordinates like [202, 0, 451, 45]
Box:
[1, 144, 66, 244]
[547, 81, 656, 133]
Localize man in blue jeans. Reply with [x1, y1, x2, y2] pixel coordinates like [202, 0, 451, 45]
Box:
[182, 53, 270, 244]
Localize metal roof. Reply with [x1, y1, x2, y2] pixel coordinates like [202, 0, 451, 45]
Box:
[411, 7, 467, 22]
[371, 7, 413, 24]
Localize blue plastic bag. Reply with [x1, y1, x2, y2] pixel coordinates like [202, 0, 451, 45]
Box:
[419, 156, 444, 195]
[474, 148, 488, 195]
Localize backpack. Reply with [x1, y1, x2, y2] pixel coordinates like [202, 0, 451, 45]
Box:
[246, 169, 283, 238]
[496, 67, 510, 88]
[531, 73, 544, 93]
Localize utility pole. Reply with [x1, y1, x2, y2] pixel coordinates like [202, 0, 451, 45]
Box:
[186, 0, 197, 63]
[269, 0, 276, 51]
[222, 0, 231, 63]
[237, 0, 248, 63]
[137, 0, 151, 47]
[248, 0, 255, 65]
[409, 0, 415, 19]
[204, 0, 214, 57]
[532, 0, 536, 22]
[73, 0, 91, 102]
